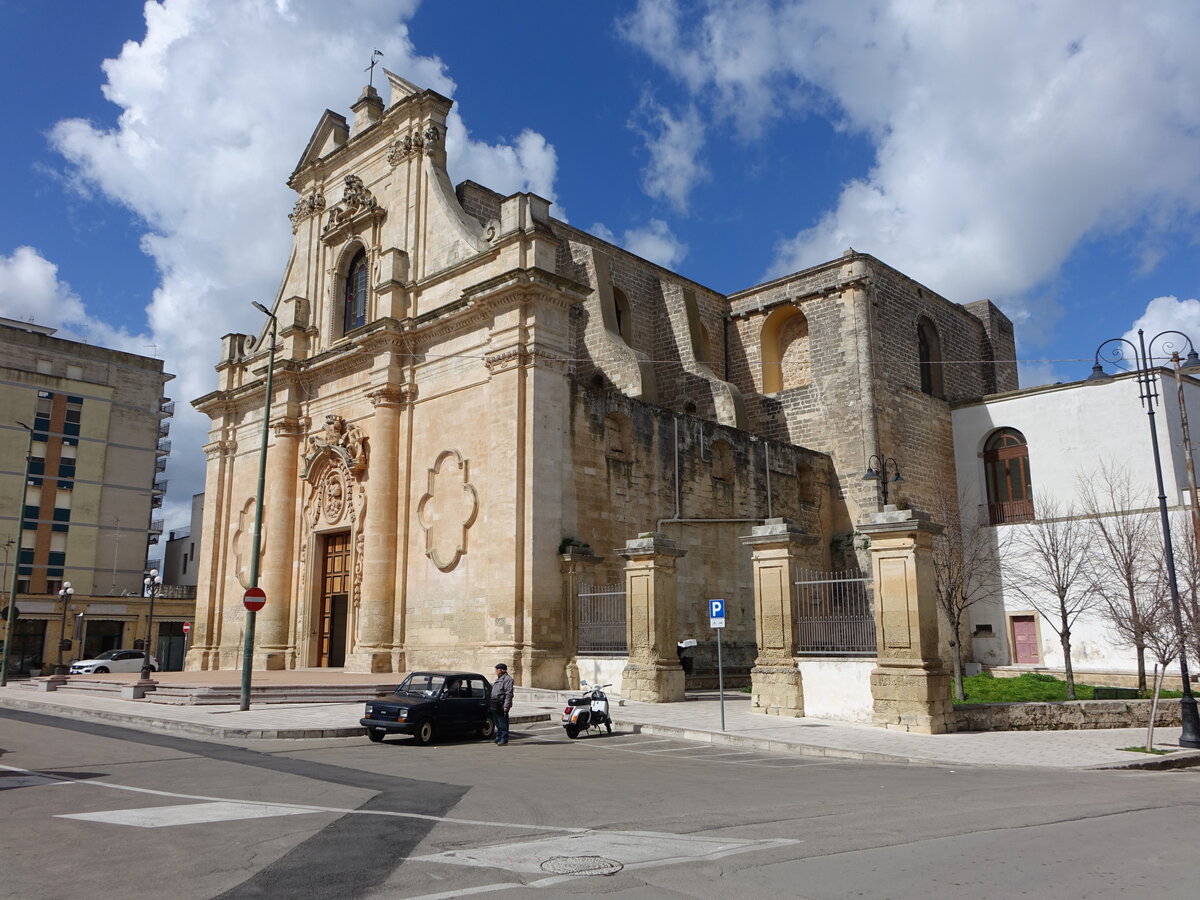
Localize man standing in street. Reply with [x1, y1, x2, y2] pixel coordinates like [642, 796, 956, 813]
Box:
[491, 662, 514, 745]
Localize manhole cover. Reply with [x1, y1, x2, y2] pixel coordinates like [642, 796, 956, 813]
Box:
[539, 855, 624, 876]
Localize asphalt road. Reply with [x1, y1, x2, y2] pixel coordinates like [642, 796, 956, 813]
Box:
[1, 708, 1198, 899]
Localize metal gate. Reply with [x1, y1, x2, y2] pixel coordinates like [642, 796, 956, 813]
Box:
[576, 582, 627, 654]
[793, 568, 876, 655]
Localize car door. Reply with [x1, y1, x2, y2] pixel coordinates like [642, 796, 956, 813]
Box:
[466, 677, 490, 726]
[440, 677, 471, 731]
[115, 651, 142, 672]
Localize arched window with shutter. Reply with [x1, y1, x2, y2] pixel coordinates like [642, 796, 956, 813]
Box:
[343, 248, 369, 335]
[984, 428, 1033, 524]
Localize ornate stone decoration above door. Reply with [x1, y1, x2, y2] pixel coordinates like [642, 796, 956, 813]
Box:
[416, 449, 479, 572]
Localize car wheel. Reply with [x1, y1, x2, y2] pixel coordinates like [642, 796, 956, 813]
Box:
[477, 718, 495, 740]
[93, 667, 109, 674]
[565, 724, 581, 739]
[413, 719, 435, 745]
[367, 728, 385, 743]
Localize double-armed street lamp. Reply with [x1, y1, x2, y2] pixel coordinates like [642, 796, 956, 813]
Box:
[55, 582, 74, 674]
[139, 569, 162, 681]
[1089, 328, 1200, 749]
[241, 301, 277, 711]
[864, 454, 904, 506]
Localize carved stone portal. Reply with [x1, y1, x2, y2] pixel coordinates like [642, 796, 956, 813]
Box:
[416, 449, 478, 572]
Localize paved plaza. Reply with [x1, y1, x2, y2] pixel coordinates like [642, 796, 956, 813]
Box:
[2, 671, 1198, 771]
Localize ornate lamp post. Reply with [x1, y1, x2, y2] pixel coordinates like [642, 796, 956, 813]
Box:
[1, 421, 35, 688]
[864, 454, 904, 506]
[55, 582, 74, 674]
[241, 301, 277, 711]
[138, 568, 162, 681]
[1089, 328, 1200, 748]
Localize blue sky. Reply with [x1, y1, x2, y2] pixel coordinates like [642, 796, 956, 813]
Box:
[3, 0, 1200, 532]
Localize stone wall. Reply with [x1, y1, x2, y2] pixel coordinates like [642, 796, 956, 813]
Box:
[567, 382, 839, 676]
[955, 699, 1184, 731]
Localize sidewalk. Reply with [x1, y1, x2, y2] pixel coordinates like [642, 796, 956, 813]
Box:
[2, 681, 1198, 770]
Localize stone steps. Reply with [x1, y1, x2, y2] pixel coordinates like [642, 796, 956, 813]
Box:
[16, 677, 400, 705]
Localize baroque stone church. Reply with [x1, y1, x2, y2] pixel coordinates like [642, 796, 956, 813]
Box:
[189, 71, 1016, 696]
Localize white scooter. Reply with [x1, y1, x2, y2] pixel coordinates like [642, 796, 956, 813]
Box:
[561, 681, 613, 738]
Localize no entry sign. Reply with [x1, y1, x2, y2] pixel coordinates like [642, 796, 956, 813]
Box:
[182, 622, 191, 634]
[243, 587, 266, 612]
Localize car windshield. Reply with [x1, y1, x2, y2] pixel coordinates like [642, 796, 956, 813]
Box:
[395, 673, 446, 697]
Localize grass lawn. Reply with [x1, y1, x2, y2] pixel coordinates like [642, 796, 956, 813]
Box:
[955, 671, 1183, 704]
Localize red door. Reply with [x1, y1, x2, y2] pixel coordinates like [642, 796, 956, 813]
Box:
[1011, 615, 1040, 664]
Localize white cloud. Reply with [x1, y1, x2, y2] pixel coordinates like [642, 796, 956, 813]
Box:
[621, 0, 1200, 331]
[1125, 296, 1200, 366]
[49, 0, 558, 528]
[630, 98, 709, 212]
[590, 218, 688, 269]
[0, 246, 145, 353]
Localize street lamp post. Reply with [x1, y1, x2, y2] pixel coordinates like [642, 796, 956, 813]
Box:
[55, 582, 74, 674]
[1089, 328, 1200, 748]
[2, 421, 35, 688]
[241, 301, 277, 711]
[863, 454, 905, 507]
[1, 537, 13, 607]
[138, 569, 162, 681]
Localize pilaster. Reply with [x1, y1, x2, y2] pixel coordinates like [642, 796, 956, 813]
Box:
[740, 517, 821, 716]
[858, 506, 952, 733]
[618, 533, 687, 702]
[255, 418, 303, 670]
[346, 386, 403, 672]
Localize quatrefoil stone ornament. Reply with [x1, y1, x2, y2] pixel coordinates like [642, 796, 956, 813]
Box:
[416, 449, 479, 571]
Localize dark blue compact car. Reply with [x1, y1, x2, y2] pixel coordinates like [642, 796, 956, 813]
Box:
[361, 670, 494, 744]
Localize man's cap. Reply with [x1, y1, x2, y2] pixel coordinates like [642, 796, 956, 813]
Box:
[494, 662, 508, 670]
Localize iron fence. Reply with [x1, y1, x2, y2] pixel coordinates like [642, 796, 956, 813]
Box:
[793, 567, 876, 655]
[576, 582, 627, 654]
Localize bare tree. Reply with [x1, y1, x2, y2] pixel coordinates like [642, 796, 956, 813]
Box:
[1077, 462, 1159, 692]
[1171, 511, 1200, 678]
[1142, 553, 1184, 749]
[1005, 497, 1097, 699]
[930, 485, 1009, 701]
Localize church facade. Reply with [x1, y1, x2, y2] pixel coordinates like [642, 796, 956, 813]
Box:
[189, 73, 1016, 688]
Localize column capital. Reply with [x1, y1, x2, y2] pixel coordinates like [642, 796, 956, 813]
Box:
[271, 416, 306, 437]
[857, 506, 944, 538]
[616, 532, 686, 561]
[367, 384, 412, 407]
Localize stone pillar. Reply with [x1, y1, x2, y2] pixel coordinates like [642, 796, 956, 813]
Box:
[740, 517, 821, 716]
[857, 507, 952, 733]
[255, 419, 302, 670]
[560, 544, 604, 689]
[346, 386, 402, 673]
[618, 533, 686, 702]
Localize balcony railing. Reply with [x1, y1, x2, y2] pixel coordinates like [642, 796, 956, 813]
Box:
[149, 519, 164, 534]
[158, 421, 171, 438]
[156, 439, 171, 456]
[160, 400, 175, 417]
[985, 500, 1035, 526]
[155, 457, 168, 472]
[153, 477, 168, 494]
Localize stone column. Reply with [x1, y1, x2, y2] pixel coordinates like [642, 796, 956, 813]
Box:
[560, 544, 604, 689]
[618, 533, 686, 702]
[346, 386, 402, 673]
[857, 506, 952, 733]
[740, 517, 821, 716]
[255, 418, 302, 670]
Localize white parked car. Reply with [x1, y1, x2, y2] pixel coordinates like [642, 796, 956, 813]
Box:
[70, 650, 159, 674]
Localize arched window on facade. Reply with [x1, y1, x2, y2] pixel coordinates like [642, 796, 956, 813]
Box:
[611, 287, 632, 344]
[343, 248, 369, 335]
[760, 305, 810, 393]
[984, 428, 1034, 524]
[917, 317, 944, 398]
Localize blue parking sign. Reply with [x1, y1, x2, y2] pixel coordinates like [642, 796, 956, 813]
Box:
[709, 598, 726, 628]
